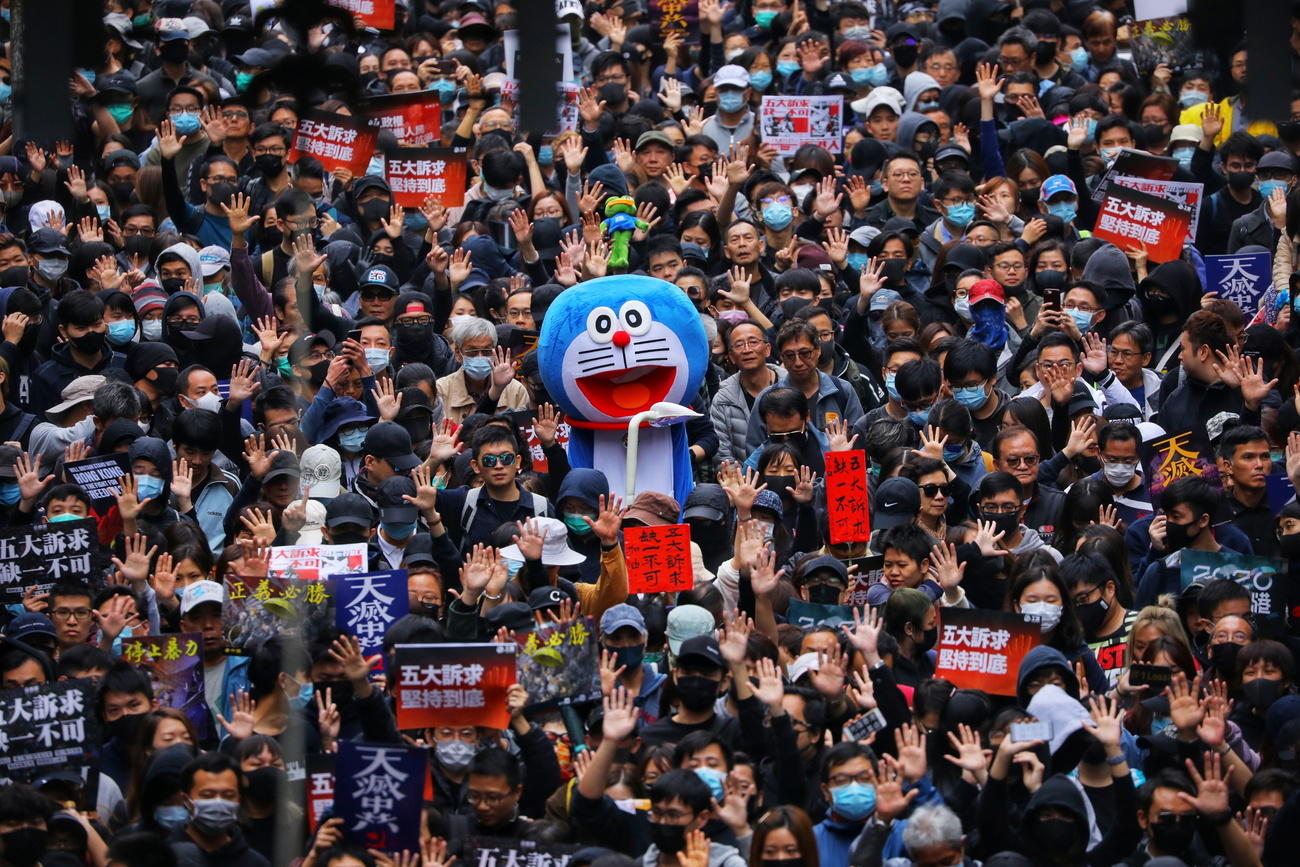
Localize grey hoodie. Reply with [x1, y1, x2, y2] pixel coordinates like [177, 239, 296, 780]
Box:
[154, 242, 203, 285]
[1012, 526, 1063, 563]
[642, 841, 746, 867]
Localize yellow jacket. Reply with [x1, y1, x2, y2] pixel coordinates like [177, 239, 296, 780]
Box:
[1179, 98, 1278, 148]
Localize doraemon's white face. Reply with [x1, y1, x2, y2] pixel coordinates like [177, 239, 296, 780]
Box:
[559, 299, 692, 422]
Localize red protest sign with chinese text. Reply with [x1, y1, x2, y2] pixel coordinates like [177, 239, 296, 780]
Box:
[395, 643, 517, 729]
[825, 449, 871, 544]
[384, 147, 469, 208]
[649, 0, 700, 44]
[289, 111, 377, 177]
[933, 608, 1040, 696]
[1092, 183, 1194, 264]
[306, 754, 335, 834]
[362, 92, 442, 146]
[327, 0, 395, 30]
[624, 524, 693, 594]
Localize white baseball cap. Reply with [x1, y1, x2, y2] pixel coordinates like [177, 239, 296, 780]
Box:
[499, 517, 586, 566]
[713, 64, 751, 90]
[300, 444, 343, 499]
[851, 86, 904, 118]
[180, 580, 224, 616]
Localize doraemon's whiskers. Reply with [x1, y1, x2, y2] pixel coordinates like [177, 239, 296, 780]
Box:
[578, 346, 614, 356]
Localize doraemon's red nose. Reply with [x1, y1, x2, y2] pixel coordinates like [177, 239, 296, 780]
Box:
[612, 330, 631, 348]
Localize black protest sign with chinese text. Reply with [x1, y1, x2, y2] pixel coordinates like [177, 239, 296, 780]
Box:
[395, 643, 517, 730]
[0, 518, 102, 602]
[223, 574, 336, 655]
[307, 753, 336, 834]
[514, 617, 600, 713]
[63, 454, 130, 511]
[845, 554, 885, 607]
[624, 524, 693, 594]
[933, 609, 1040, 696]
[0, 679, 99, 782]
[1141, 430, 1212, 499]
[1091, 147, 1179, 202]
[121, 632, 213, 742]
[825, 450, 871, 544]
[361, 92, 441, 146]
[384, 147, 468, 209]
[326, 0, 395, 29]
[466, 837, 581, 867]
[289, 111, 378, 177]
[1092, 183, 1194, 264]
[335, 741, 424, 853]
[336, 570, 409, 671]
[1207, 252, 1271, 315]
[649, 0, 699, 44]
[1179, 550, 1283, 618]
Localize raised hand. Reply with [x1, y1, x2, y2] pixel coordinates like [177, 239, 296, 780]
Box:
[329, 633, 379, 683]
[973, 519, 1006, 557]
[13, 451, 52, 503]
[790, 466, 817, 503]
[944, 723, 990, 782]
[752, 656, 784, 709]
[372, 376, 403, 421]
[243, 433, 272, 479]
[749, 543, 783, 596]
[1166, 671, 1205, 736]
[512, 518, 545, 562]
[975, 62, 1003, 101]
[895, 723, 928, 782]
[825, 416, 859, 452]
[842, 605, 883, 665]
[239, 506, 278, 547]
[875, 755, 920, 822]
[111, 533, 158, 585]
[157, 117, 186, 160]
[1180, 751, 1232, 817]
[602, 685, 640, 742]
[931, 542, 966, 597]
[584, 493, 625, 547]
[216, 690, 257, 740]
[811, 644, 847, 698]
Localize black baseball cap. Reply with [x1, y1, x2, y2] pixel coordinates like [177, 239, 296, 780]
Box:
[677, 634, 723, 670]
[325, 492, 374, 528]
[363, 422, 420, 472]
[528, 586, 567, 611]
[360, 264, 400, 294]
[377, 474, 418, 523]
[263, 450, 301, 484]
[873, 477, 921, 530]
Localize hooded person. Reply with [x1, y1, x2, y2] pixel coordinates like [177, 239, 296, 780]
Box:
[131, 743, 199, 838]
[392, 291, 456, 376]
[153, 242, 203, 296]
[554, 468, 611, 582]
[1138, 260, 1203, 367]
[127, 435, 185, 534]
[895, 112, 942, 164]
[0, 286, 49, 404]
[902, 71, 944, 114]
[177, 313, 246, 379]
[1078, 244, 1139, 336]
[967, 279, 1009, 351]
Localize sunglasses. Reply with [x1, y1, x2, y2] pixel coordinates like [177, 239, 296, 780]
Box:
[478, 453, 517, 468]
[919, 483, 950, 498]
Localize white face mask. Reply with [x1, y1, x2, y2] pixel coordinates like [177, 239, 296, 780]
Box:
[1102, 461, 1136, 488]
[790, 183, 814, 203]
[1020, 601, 1062, 632]
[954, 296, 972, 321]
[189, 391, 222, 413]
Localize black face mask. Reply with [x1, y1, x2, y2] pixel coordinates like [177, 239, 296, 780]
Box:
[396, 322, 434, 348]
[124, 236, 151, 259]
[763, 860, 803, 867]
[1075, 597, 1109, 637]
[881, 257, 907, 285]
[980, 511, 1018, 538]
[0, 264, 28, 286]
[160, 40, 190, 64]
[306, 360, 330, 388]
[1209, 641, 1241, 675]
[330, 530, 370, 546]
[598, 82, 628, 107]
[675, 675, 720, 711]
[1020, 185, 1041, 208]
[0, 828, 47, 867]
[161, 277, 187, 295]
[151, 366, 179, 394]
[69, 329, 106, 355]
[206, 181, 237, 208]
[1035, 40, 1057, 64]
[607, 643, 644, 671]
[806, 583, 843, 605]
[1164, 519, 1198, 553]
[915, 625, 938, 651]
[892, 43, 918, 67]
[111, 181, 137, 204]
[648, 821, 688, 854]
[1032, 817, 1079, 853]
[1080, 738, 1108, 765]
[313, 679, 354, 707]
[410, 601, 441, 620]
[1226, 171, 1255, 191]
[360, 199, 392, 223]
[1280, 532, 1300, 560]
[254, 154, 284, 177]
[764, 473, 795, 498]
[105, 710, 145, 744]
[261, 224, 284, 248]
[1243, 677, 1281, 710]
[243, 766, 285, 804]
[1148, 814, 1196, 855]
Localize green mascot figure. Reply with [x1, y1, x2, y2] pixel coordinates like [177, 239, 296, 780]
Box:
[600, 195, 648, 270]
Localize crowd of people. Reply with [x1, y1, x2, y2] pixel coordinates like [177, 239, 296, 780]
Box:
[3, 1, 1300, 866]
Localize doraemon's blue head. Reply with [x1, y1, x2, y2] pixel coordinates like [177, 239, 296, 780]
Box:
[537, 275, 708, 423]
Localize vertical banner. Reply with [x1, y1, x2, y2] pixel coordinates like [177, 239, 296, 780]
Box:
[1206, 252, 1271, 315]
[121, 632, 213, 742]
[649, 0, 700, 44]
[933, 609, 1040, 696]
[1091, 184, 1194, 264]
[759, 96, 844, 155]
[623, 524, 694, 594]
[394, 643, 518, 729]
[361, 92, 443, 146]
[336, 570, 409, 670]
[514, 617, 601, 712]
[289, 111, 378, 177]
[335, 742, 425, 853]
[1140, 430, 1209, 498]
[825, 450, 871, 544]
[306, 753, 336, 834]
[384, 148, 469, 208]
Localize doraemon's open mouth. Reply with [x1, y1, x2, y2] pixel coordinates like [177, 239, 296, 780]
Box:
[576, 366, 675, 418]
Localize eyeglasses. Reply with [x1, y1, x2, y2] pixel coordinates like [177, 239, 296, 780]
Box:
[359, 290, 392, 301]
[397, 316, 434, 327]
[207, 175, 239, 185]
[1062, 302, 1098, 313]
[780, 348, 817, 363]
[252, 145, 286, 156]
[222, 109, 250, 120]
[888, 170, 921, 180]
[1101, 456, 1139, 466]
[901, 399, 934, 413]
[731, 338, 767, 350]
[919, 483, 950, 498]
[595, 74, 628, 85]
[761, 195, 793, 206]
[167, 316, 202, 327]
[1106, 347, 1142, 360]
[815, 329, 836, 341]
[768, 429, 805, 442]
[51, 607, 92, 621]
[1001, 454, 1039, 468]
[122, 225, 156, 236]
[981, 504, 1020, 516]
[940, 197, 972, 207]
[925, 62, 958, 72]
[829, 772, 875, 787]
[467, 790, 511, 805]
[478, 453, 517, 468]
[650, 809, 692, 822]
[994, 262, 1026, 273]
[1036, 360, 1077, 372]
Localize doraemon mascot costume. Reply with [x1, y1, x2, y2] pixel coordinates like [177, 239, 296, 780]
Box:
[536, 275, 708, 507]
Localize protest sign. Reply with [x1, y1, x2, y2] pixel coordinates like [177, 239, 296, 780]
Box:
[1092, 148, 1179, 202]
[467, 837, 581, 867]
[1266, 473, 1296, 516]
[224, 573, 336, 654]
[649, 0, 699, 44]
[0, 518, 102, 602]
[307, 754, 336, 834]
[825, 450, 871, 544]
[508, 408, 569, 474]
[934, 609, 1040, 696]
[759, 95, 843, 155]
[269, 543, 368, 582]
[121, 632, 213, 742]
[515, 616, 600, 712]
[845, 554, 885, 607]
[335, 742, 425, 853]
[1179, 550, 1283, 617]
[384, 147, 469, 208]
[362, 92, 441, 146]
[1092, 183, 1195, 264]
[787, 598, 854, 627]
[0, 679, 98, 782]
[63, 454, 130, 511]
[395, 643, 518, 729]
[336, 570, 409, 669]
[289, 111, 377, 177]
[1141, 430, 1212, 498]
[624, 524, 693, 594]
[1206, 252, 1271, 315]
[327, 0, 395, 30]
[1135, 0, 1185, 19]
[502, 26, 575, 85]
[1111, 175, 1203, 237]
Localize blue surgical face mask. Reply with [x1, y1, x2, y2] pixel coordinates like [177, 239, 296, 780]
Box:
[106, 319, 137, 346]
[142, 319, 164, 341]
[430, 78, 457, 101]
[0, 482, 19, 505]
[366, 155, 384, 177]
[754, 9, 779, 28]
[461, 355, 493, 379]
[0, 82, 11, 103]
[1179, 90, 1208, 108]
[718, 89, 747, 112]
[1070, 47, 1088, 72]
[135, 474, 164, 501]
[943, 444, 965, 462]
[849, 67, 874, 86]
[908, 409, 930, 426]
[1048, 202, 1077, 224]
[762, 202, 793, 230]
[96, 204, 112, 222]
[695, 768, 726, 802]
[884, 372, 900, 401]
[1099, 146, 1121, 163]
[1172, 146, 1195, 170]
[170, 111, 201, 135]
[945, 202, 975, 227]
[537, 146, 554, 166]
[338, 428, 369, 451]
[1259, 180, 1289, 200]
[1067, 308, 1094, 332]
[916, 100, 940, 112]
[1084, 118, 1098, 141]
[847, 252, 869, 272]
[383, 521, 416, 540]
[831, 782, 877, 821]
[364, 347, 390, 373]
[864, 63, 890, 86]
[748, 70, 773, 91]
[954, 384, 989, 410]
[504, 558, 524, 578]
[154, 805, 190, 831]
[843, 26, 872, 42]
[777, 60, 800, 78]
[1150, 714, 1173, 735]
[288, 679, 314, 711]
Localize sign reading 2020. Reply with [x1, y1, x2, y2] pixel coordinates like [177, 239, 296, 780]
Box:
[537, 275, 708, 507]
